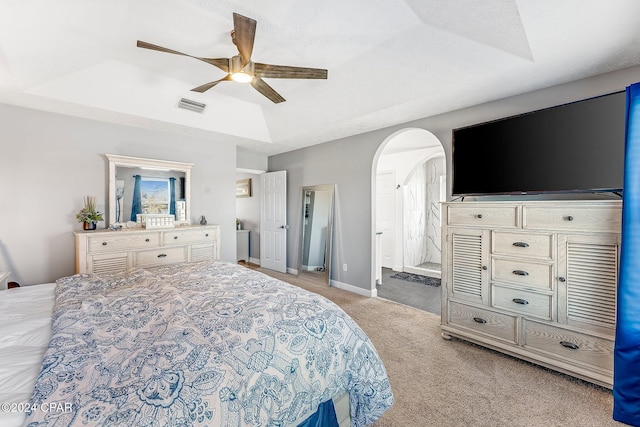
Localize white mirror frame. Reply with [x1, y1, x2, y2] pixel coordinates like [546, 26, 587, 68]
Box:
[106, 154, 193, 226]
[297, 184, 335, 285]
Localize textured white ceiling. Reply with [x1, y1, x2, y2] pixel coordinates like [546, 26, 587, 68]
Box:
[1, 0, 640, 155]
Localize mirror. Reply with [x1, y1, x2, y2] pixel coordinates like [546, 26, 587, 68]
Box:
[106, 154, 193, 226]
[298, 184, 335, 284]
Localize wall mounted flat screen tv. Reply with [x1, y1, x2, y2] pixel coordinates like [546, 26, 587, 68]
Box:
[452, 91, 625, 196]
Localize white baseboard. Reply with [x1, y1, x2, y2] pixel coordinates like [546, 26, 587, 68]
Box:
[249, 257, 261, 265]
[330, 279, 377, 298]
[287, 267, 299, 275]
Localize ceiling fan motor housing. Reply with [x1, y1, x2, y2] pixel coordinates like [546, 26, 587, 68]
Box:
[230, 55, 254, 79]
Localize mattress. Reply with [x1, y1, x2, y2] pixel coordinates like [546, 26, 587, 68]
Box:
[1, 262, 391, 426]
[0, 283, 56, 427]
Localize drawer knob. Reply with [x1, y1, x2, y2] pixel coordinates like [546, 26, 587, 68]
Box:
[482, 265, 488, 271]
[512, 242, 529, 248]
[174, 236, 178, 240]
[102, 242, 108, 246]
[512, 298, 529, 305]
[564, 215, 574, 221]
[145, 238, 150, 242]
[157, 254, 167, 258]
[476, 214, 483, 219]
[512, 270, 529, 276]
[560, 340, 580, 350]
[473, 317, 487, 324]
[558, 277, 566, 283]
[205, 233, 209, 237]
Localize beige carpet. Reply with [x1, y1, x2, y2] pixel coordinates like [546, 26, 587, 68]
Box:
[252, 266, 623, 427]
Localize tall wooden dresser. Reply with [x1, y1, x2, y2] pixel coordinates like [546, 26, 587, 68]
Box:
[75, 225, 220, 274]
[441, 200, 621, 388]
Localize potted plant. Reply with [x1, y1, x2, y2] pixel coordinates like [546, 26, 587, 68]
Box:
[76, 196, 104, 230]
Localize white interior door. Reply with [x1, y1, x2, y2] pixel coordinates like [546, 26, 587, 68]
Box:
[260, 171, 287, 273]
[376, 171, 395, 269]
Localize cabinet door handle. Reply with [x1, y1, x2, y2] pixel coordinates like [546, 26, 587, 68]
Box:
[558, 277, 566, 282]
[560, 341, 579, 350]
[476, 214, 483, 219]
[564, 215, 574, 221]
[157, 254, 167, 258]
[512, 270, 529, 276]
[174, 236, 178, 240]
[512, 242, 529, 248]
[102, 242, 108, 246]
[473, 317, 487, 324]
[482, 265, 488, 271]
[205, 233, 209, 237]
[145, 238, 150, 242]
[512, 298, 529, 305]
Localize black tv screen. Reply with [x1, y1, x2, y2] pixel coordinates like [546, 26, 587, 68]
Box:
[452, 91, 626, 196]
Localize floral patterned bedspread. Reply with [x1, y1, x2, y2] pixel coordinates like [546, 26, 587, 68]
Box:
[24, 261, 393, 427]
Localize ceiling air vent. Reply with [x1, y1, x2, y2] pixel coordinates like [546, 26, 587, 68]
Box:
[177, 98, 207, 113]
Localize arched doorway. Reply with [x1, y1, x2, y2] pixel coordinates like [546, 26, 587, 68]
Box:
[371, 128, 446, 314]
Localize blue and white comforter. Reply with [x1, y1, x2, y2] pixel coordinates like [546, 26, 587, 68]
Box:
[24, 261, 393, 427]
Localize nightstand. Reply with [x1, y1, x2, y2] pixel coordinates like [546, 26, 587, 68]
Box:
[0, 272, 10, 290]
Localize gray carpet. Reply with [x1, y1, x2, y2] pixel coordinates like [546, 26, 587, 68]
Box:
[252, 266, 621, 427]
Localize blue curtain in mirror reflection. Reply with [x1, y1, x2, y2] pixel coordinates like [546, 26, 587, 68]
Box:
[614, 81, 640, 426]
[130, 174, 142, 221]
[170, 177, 176, 216]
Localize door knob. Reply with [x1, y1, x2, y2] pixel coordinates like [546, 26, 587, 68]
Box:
[279, 225, 290, 229]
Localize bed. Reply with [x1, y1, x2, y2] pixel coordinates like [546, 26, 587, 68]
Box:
[0, 261, 393, 427]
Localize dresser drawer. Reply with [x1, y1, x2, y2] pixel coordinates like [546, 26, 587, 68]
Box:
[524, 320, 613, 372]
[88, 232, 161, 253]
[492, 232, 553, 259]
[162, 228, 217, 246]
[448, 301, 517, 343]
[492, 258, 553, 290]
[447, 205, 518, 228]
[135, 246, 187, 267]
[491, 286, 552, 320]
[523, 206, 621, 233]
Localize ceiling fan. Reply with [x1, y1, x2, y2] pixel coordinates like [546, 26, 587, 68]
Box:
[137, 13, 328, 104]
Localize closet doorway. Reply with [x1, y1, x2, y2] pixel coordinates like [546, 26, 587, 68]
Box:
[372, 128, 446, 315]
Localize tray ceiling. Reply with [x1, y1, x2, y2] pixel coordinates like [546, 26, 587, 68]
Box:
[1, 0, 640, 155]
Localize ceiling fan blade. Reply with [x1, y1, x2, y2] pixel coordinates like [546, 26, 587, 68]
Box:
[137, 40, 230, 73]
[232, 13, 256, 65]
[191, 75, 232, 93]
[137, 40, 187, 56]
[254, 63, 328, 79]
[251, 77, 286, 103]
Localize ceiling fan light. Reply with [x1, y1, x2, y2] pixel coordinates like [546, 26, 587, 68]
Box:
[231, 72, 253, 83]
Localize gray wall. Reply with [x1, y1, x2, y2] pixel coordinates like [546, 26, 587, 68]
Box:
[4, 65, 639, 288]
[0, 104, 237, 285]
[269, 134, 376, 289]
[237, 147, 268, 173]
[270, 65, 640, 292]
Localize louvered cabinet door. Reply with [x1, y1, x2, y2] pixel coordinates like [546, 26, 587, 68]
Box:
[447, 228, 491, 305]
[556, 233, 620, 334]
